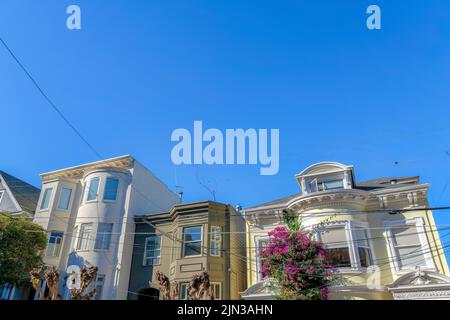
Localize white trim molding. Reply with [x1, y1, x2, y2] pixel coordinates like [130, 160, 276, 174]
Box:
[384, 217, 435, 274]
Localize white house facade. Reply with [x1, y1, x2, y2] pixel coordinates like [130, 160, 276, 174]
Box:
[32, 155, 179, 300]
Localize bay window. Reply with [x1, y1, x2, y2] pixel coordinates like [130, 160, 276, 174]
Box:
[183, 226, 203, 257]
[318, 226, 352, 268]
[316, 221, 374, 270]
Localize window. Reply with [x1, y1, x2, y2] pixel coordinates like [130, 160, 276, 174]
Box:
[0, 190, 4, 204]
[179, 283, 188, 300]
[210, 226, 222, 256]
[46, 231, 64, 257]
[40, 187, 53, 210]
[323, 180, 344, 190]
[390, 224, 428, 270]
[57, 187, 72, 210]
[308, 178, 344, 193]
[183, 226, 203, 257]
[103, 178, 119, 201]
[354, 228, 373, 268]
[77, 223, 93, 251]
[95, 275, 105, 300]
[256, 237, 270, 280]
[318, 227, 351, 268]
[86, 178, 100, 201]
[211, 282, 222, 300]
[143, 236, 161, 265]
[95, 223, 113, 250]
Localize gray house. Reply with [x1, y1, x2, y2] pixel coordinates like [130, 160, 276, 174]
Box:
[0, 170, 40, 217]
[128, 201, 247, 300]
[0, 170, 41, 300]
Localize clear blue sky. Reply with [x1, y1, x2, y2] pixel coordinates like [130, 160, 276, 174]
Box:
[1, 1, 450, 250]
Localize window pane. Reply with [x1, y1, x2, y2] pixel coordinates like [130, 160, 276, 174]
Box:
[210, 226, 221, 256]
[319, 227, 347, 248]
[144, 236, 161, 265]
[325, 248, 352, 268]
[358, 247, 372, 268]
[179, 283, 188, 300]
[354, 229, 372, 267]
[323, 180, 344, 190]
[183, 227, 202, 242]
[184, 242, 202, 256]
[57, 188, 72, 210]
[40, 188, 53, 210]
[397, 246, 427, 269]
[77, 224, 92, 250]
[392, 225, 421, 246]
[104, 178, 119, 201]
[86, 178, 99, 201]
[95, 223, 113, 250]
[46, 231, 64, 257]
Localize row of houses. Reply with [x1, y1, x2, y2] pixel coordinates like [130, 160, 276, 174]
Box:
[1, 155, 450, 300]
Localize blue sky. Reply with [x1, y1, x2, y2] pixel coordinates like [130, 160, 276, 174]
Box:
[1, 1, 450, 243]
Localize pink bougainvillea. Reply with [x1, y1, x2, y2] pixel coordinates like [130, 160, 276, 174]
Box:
[260, 226, 335, 300]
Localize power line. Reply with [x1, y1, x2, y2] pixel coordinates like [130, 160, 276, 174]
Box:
[0, 37, 103, 160]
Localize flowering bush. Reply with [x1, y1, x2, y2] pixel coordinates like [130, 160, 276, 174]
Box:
[260, 226, 335, 300]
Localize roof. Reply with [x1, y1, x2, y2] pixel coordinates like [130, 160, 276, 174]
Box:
[40, 155, 134, 181]
[245, 193, 301, 210]
[245, 175, 421, 212]
[0, 171, 41, 214]
[354, 176, 419, 191]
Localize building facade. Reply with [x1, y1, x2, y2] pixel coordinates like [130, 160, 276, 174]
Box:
[128, 201, 247, 300]
[241, 162, 450, 300]
[32, 155, 179, 300]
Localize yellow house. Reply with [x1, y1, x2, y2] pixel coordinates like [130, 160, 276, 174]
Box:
[241, 162, 450, 300]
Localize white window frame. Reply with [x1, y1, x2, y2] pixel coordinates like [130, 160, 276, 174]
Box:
[316, 220, 375, 272]
[45, 231, 64, 257]
[211, 282, 222, 300]
[254, 235, 270, 281]
[0, 190, 4, 204]
[182, 225, 203, 258]
[94, 223, 113, 251]
[85, 177, 100, 202]
[179, 282, 189, 300]
[40, 187, 53, 211]
[384, 217, 435, 273]
[76, 223, 93, 251]
[57, 187, 72, 211]
[143, 235, 162, 266]
[209, 226, 222, 257]
[103, 177, 119, 202]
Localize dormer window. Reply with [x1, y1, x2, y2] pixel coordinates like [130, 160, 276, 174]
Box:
[309, 178, 344, 193]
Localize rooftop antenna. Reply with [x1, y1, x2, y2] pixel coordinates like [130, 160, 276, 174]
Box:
[174, 166, 184, 202]
[195, 165, 217, 201]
